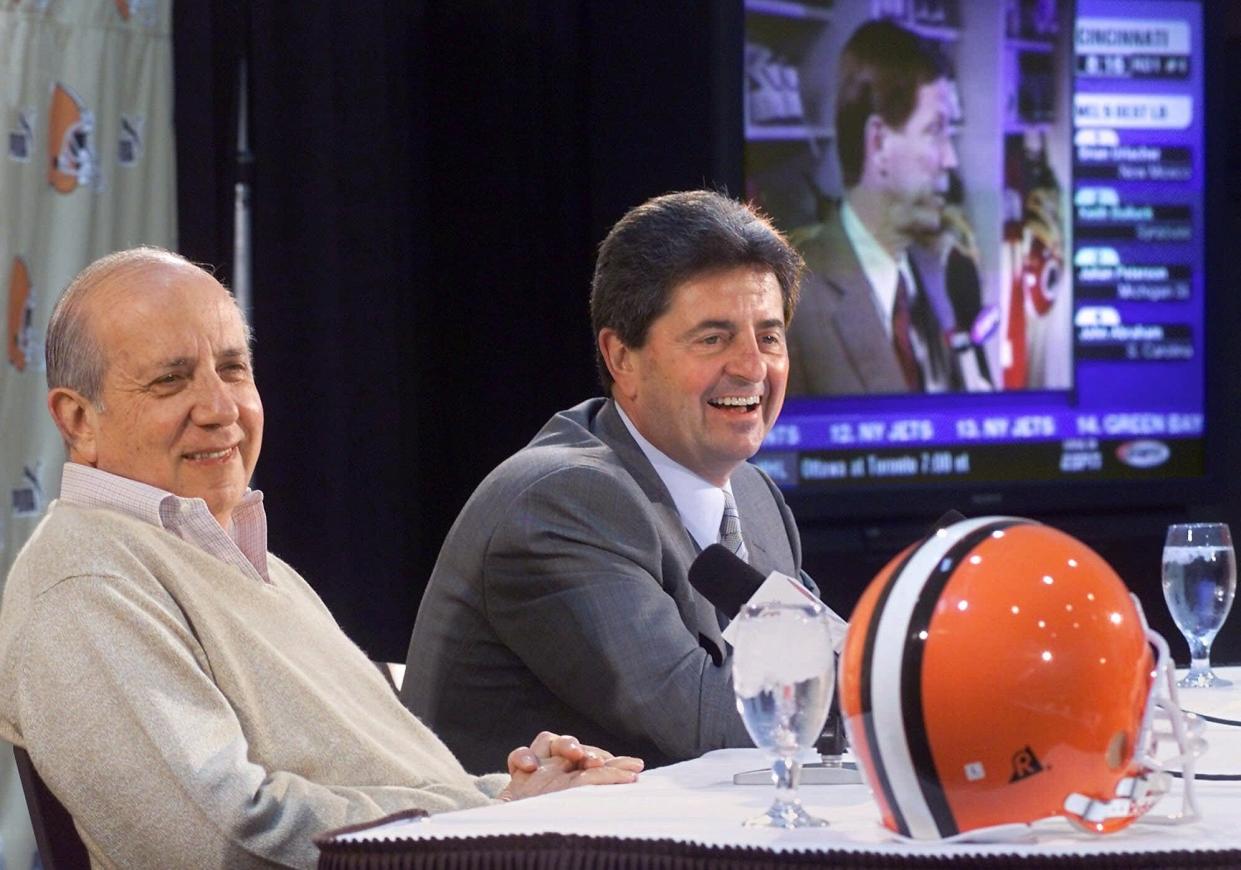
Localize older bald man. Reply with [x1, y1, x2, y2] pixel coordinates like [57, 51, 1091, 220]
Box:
[0, 248, 640, 869]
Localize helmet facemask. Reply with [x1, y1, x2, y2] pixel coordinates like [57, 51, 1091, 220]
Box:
[1063, 595, 1204, 833]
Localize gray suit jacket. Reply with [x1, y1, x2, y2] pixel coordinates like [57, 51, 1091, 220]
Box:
[787, 210, 962, 395]
[402, 398, 805, 772]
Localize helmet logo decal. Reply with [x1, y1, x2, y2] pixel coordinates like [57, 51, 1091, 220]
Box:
[11, 461, 45, 518]
[118, 114, 144, 166]
[8, 108, 34, 163]
[1009, 745, 1046, 782]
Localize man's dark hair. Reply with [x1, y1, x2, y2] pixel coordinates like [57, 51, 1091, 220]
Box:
[589, 190, 803, 392]
[835, 19, 949, 189]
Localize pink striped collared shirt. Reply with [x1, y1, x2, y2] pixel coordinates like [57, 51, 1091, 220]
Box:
[58, 462, 271, 583]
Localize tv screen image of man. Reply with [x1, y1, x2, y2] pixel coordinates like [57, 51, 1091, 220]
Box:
[787, 19, 969, 396]
[0, 248, 641, 869]
[404, 190, 819, 772]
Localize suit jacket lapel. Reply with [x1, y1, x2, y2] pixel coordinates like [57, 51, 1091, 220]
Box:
[813, 214, 908, 392]
[593, 401, 728, 660]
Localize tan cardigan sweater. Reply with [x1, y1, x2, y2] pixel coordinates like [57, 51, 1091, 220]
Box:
[0, 501, 505, 869]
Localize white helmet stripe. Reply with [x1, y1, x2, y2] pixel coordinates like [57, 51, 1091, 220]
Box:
[867, 516, 1031, 839]
[854, 542, 920, 836]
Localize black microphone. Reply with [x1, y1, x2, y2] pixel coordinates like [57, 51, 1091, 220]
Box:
[687, 543, 767, 619]
[929, 509, 966, 534]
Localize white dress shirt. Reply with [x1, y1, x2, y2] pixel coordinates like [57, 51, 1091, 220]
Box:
[615, 404, 734, 553]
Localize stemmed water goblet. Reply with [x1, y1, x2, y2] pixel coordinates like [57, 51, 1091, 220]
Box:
[731, 601, 834, 828]
[1162, 522, 1237, 688]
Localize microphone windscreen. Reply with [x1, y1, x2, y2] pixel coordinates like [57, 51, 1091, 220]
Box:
[688, 544, 767, 619]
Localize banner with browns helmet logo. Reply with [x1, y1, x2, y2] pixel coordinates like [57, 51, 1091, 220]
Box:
[0, 2, 174, 866]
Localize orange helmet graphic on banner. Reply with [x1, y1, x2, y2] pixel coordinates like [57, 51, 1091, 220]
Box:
[113, 0, 156, 24]
[48, 82, 96, 194]
[7, 256, 33, 371]
[839, 516, 1203, 841]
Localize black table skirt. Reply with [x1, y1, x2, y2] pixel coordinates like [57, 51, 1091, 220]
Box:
[316, 830, 1241, 870]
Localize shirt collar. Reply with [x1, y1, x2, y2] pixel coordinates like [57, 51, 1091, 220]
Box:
[60, 461, 174, 528]
[614, 404, 731, 552]
[58, 462, 269, 579]
[841, 200, 915, 332]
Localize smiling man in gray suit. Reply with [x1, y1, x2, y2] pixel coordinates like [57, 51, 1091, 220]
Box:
[403, 190, 812, 772]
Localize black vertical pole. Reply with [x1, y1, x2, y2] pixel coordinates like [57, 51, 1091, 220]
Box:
[232, 0, 253, 322]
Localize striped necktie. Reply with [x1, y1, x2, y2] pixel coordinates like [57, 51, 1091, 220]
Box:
[719, 489, 749, 564]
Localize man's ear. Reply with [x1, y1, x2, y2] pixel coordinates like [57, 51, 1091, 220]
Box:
[598, 328, 638, 399]
[47, 387, 100, 465]
[865, 114, 888, 176]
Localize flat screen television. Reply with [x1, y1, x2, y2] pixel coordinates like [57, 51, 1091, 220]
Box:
[742, 0, 1224, 536]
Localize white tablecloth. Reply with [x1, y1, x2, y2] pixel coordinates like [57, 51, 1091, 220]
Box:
[329, 667, 1241, 860]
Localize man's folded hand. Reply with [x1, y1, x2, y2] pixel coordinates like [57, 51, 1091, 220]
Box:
[497, 730, 643, 801]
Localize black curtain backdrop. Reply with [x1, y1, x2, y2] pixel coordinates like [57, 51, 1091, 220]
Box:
[173, 1, 741, 661]
[173, 1, 1241, 666]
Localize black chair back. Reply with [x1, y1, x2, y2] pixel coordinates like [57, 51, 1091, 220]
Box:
[12, 745, 91, 870]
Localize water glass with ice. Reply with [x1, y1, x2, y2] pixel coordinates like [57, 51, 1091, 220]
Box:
[731, 601, 834, 828]
[1162, 522, 1236, 688]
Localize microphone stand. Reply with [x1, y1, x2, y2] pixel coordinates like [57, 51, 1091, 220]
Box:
[799, 689, 862, 785]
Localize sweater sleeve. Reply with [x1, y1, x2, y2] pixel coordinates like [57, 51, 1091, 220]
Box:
[15, 571, 493, 870]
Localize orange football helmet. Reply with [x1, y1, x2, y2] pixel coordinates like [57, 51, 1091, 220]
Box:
[840, 516, 1202, 840]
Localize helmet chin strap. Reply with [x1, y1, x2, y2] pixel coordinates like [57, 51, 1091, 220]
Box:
[1064, 595, 1206, 830]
